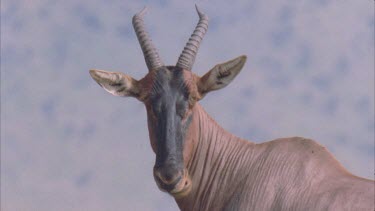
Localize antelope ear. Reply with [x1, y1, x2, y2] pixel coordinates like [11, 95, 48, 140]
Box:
[197, 55, 247, 97]
[89, 69, 140, 98]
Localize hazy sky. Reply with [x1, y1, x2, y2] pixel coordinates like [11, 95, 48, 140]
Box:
[2, 0, 374, 210]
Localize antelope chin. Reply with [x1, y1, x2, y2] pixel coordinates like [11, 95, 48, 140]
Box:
[155, 169, 192, 198]
[170, 172, 192, 199]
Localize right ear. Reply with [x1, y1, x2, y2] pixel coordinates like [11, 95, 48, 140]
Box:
[197, 55, 247, 98]
[89, 69, 141, 98]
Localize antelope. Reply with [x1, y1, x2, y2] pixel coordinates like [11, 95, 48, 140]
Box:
[89, 6, 374, 211]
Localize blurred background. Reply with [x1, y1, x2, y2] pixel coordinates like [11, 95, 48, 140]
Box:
[1, 0, 374, 210]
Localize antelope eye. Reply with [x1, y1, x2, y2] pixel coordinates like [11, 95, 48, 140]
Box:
[152, 100, 162, 115]
[176, 102, 187, 118]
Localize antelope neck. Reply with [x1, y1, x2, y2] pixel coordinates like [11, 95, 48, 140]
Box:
[177, 103, 257, 210]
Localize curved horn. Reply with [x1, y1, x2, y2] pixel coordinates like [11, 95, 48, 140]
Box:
[176, 5, 209, 71]
[132, 7, 164, 71]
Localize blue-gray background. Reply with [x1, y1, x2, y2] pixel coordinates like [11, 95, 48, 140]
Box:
[1, 0, 374, 210]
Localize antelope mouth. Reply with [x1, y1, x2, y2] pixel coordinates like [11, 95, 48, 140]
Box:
[169, 170, 192, 198]
[155, 169, 192, 198]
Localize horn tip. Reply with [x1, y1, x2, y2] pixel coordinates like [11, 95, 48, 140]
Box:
[195, 4, 208, 20]
[140, 6, 148, 14]
[134, 6, 148, 18]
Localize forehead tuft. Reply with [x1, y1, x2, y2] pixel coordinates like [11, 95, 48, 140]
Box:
[153, 67, 190, 86]
[139, 67, 199, 102]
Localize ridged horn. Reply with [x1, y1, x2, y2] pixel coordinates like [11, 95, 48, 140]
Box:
[176, 5, 209, 71]
[132, 7, 164, 71]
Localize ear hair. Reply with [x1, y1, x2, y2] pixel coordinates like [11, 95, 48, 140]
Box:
[89, 69, 140, 98]
[197, 55, 247, 97]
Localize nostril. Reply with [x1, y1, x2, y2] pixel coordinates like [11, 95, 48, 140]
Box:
[156, 169, 182, 185]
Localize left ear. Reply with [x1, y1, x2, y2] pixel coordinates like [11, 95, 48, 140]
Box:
[197, 55, 247, 97]
[89, 69, 141, 98]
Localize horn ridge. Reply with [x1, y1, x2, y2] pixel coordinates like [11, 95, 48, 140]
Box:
[176, 5, 209, 71]
[132, 7, 164, 71]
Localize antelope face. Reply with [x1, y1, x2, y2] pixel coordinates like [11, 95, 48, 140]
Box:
[89, 6, 246, 198]
[145, 67, 196, 197]
[90, 66, 200, 197]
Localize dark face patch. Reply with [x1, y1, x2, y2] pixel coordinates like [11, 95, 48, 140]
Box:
[146, 66, 193, 186]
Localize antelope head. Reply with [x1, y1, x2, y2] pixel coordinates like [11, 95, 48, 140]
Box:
[90, 5, 246, 198]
